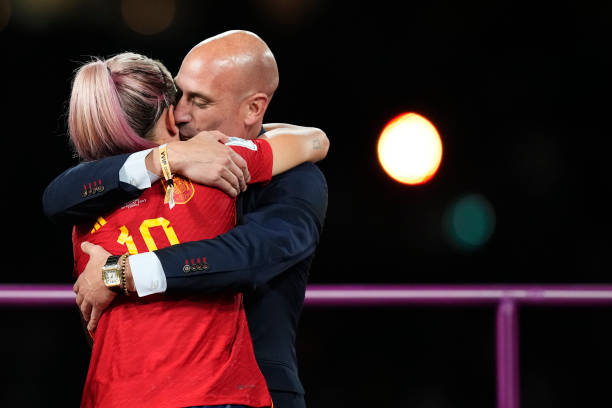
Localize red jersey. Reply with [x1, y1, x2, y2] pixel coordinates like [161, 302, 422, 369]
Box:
[73, 139, 273, 408]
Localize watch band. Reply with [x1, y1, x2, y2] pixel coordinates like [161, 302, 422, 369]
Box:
[103, 255, 124, 294]
[105, 255, 122, 265]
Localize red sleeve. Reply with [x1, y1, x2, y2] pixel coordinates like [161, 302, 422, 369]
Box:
[72, 223, 91, 278]
[227, 138, 273, 185]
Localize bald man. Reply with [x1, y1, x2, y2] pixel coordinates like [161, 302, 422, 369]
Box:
[174, 31, 279, 141]
[43, 30, 327, 408]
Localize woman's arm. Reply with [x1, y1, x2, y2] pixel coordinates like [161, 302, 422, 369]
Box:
[260, 124, 329, 176]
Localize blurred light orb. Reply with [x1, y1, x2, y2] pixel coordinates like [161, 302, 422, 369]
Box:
[254, 0, 320, 26]
[0, 0, 10, 32]
[13, 0, 77, 22]
[444, 194, 496, 251]
[377, 112, 443, 185]
[122, 0, 175, 35]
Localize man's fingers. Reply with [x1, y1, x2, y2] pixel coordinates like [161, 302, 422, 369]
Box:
[80, 301, 92, 322]
[73, 281, 79, 293]
[80, 241, 99, 256]
[75, 292, 83, 307]
[81, 241, 111, 262]
[88, 308, 102, 332]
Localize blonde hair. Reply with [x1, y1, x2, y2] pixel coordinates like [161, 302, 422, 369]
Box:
[68, 52, 177, 161]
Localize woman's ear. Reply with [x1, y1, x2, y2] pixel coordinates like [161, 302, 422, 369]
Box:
[166, 105, 179, 139]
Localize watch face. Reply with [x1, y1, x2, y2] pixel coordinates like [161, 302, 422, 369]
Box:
[104, 270, 121, 286]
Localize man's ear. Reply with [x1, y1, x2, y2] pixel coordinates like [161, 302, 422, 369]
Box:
[166, 105, 179, 139]
[243, 93, 269, 126]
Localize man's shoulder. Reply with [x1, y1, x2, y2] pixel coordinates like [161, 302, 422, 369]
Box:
[272, 162, 326, 185]
[243, 163, 328, 214]
[266, 163, 327, 199]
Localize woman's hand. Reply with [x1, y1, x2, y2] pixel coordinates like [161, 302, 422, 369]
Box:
[146, 130, 251, 196]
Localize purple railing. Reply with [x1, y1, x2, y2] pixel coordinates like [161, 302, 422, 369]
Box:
[4, 284, 612, 408]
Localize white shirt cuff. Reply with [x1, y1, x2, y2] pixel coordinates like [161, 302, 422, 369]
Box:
[119, 149, 160, 189]
[128, 252, 167, 297]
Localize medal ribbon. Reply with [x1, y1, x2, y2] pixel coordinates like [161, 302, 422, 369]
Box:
[158, 144, 175, 209]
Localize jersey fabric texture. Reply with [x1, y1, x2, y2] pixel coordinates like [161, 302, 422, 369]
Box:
[72, 140, 273, 408]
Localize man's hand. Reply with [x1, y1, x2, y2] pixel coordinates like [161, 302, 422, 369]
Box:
[73, 242, 117, 332]
[147, 131, 251, 197]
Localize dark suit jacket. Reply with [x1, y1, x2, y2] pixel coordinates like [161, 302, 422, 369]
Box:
[43, 155, 328, 405]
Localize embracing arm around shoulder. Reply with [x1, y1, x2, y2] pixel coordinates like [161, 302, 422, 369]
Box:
[261, 123, 329, 176]
[43, 132, 253, 223]
[42, 153, 140, 224]
[159, 162, 329, 293]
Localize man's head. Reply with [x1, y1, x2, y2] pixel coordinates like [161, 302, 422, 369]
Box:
[174, 30, 279, 140]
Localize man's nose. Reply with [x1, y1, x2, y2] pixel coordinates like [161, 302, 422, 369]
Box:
[173, 97, 191, 124]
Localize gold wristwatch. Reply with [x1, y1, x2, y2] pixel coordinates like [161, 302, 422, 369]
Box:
[102, 255, 123, 293]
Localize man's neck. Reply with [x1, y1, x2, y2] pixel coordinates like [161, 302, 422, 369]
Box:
[245, 123, 264, 140]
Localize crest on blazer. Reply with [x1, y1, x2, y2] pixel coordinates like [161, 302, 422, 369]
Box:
[161, 175, 195, 205]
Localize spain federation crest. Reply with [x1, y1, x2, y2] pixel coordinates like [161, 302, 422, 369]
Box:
[161, 175, 195, 205]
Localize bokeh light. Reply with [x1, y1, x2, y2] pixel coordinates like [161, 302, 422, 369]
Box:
[444, 194, 496, 251]
[11, 0, 78, 28]
[377, 112, 443, 185]
[121, 0, 175, 35]
[252, 0, 320, 26]
[0, 0, 10, 32]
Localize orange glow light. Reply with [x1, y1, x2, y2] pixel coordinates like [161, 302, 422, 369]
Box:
[377, 112, 443, 185]
[121, 0, 175, 35]
[0, 0, 10, 32]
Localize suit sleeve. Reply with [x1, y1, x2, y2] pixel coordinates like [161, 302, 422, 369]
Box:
[156, 163, 328, 293]
[42, 153, 142, 224]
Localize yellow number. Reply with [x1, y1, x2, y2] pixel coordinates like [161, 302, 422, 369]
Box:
[116, 217, 180, 254]
[117, 225, 139, 255]
[140, 217, 180, 251]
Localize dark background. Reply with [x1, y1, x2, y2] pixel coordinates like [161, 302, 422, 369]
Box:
[1, 0, 611, 406]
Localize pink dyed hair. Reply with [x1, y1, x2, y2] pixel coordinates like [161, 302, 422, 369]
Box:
[68, 52, 177, 161]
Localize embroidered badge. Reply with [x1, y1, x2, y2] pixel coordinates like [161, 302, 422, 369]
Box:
[161, 175, 195, 205]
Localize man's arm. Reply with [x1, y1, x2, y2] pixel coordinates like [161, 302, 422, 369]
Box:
[43, 132, 250, 224]
[159, 163, 327, 293]
[76, 163, 327, 330]
[43, 153, 138, 223]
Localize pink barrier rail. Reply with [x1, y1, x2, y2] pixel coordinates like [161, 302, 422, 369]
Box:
[4, 283, 612, 408]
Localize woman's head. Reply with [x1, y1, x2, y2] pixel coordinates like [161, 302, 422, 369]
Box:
[68, 52, 178, 161]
